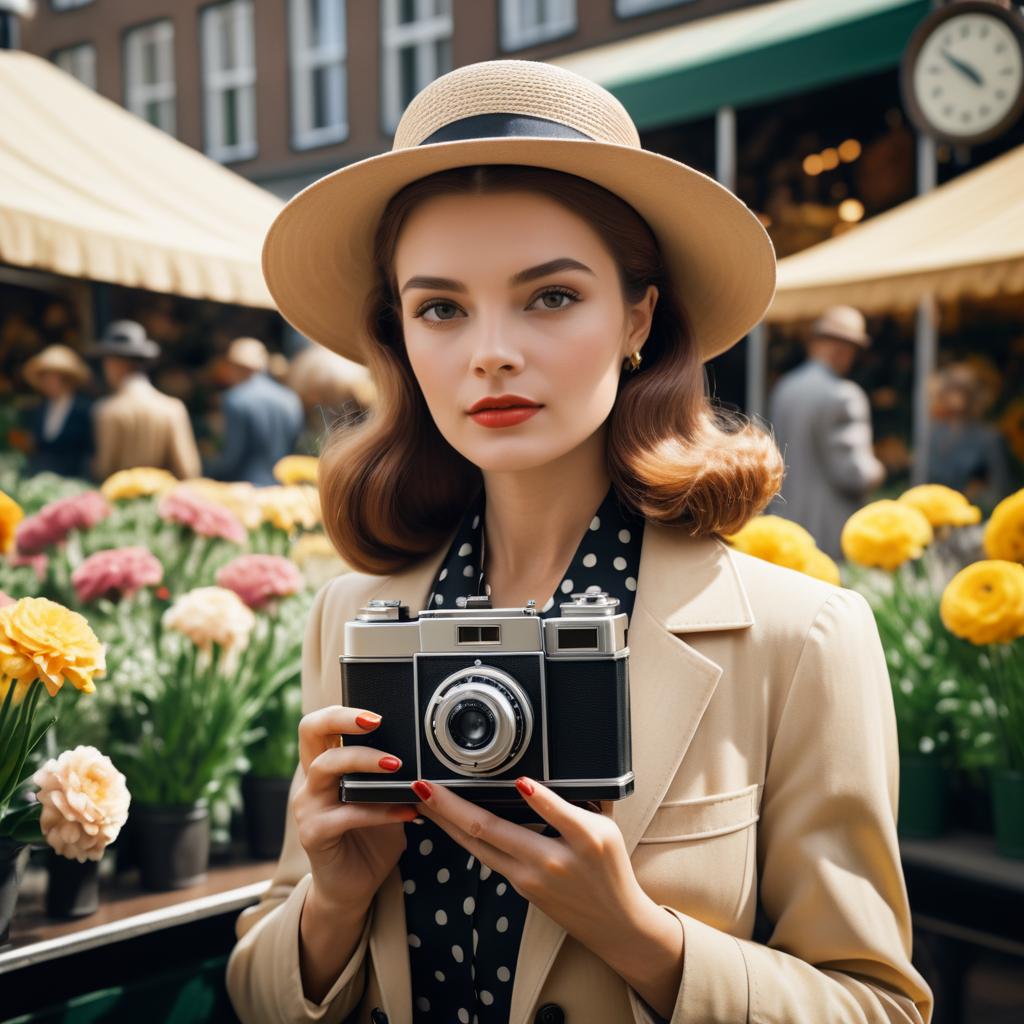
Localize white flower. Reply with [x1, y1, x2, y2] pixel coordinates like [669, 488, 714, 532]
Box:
[918, 736, 936, 754]
[33, 746, 130, 862]
[982, 696, 999, 718]
[899, 678, 914, 695]
[936, 698, 961, 715]
[162, 586, 255, 655]
[938, 679, 959, 696]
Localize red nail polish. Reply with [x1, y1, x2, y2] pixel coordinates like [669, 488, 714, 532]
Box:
[411, 780, 433, 801]
[378, 755, 401, 772]
[355, 712, 381, 730]
[516, 777, 535, 797]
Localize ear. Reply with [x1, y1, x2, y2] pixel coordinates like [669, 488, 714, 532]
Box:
[623, 284, 659, 359]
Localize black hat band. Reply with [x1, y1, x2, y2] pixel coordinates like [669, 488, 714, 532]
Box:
[420, 113, 593, 145]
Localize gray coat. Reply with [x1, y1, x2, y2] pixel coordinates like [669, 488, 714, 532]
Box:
[768, 359, 885, 559]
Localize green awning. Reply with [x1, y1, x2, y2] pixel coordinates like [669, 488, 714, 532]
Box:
[551, 0, 929, 129]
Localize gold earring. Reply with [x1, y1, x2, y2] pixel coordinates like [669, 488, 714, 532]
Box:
[628, 351, 643, 372]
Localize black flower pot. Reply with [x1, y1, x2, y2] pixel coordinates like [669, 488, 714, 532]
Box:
[133, 802, 210, 891]
[0, 839, 28, 946]
[241, 774, 291, 861]
[45, 850, 101, 919]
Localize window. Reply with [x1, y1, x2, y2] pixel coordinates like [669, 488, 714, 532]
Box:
[51, 0, 94, 10]
[201, 0, 257, 162]
[500, 0, 575, 52]
[380, 0, 452, 134]
[124, 21, 176, 135]
[52, 42, 96, 90]
[290, 0, 348, 149]
[615, 0, 693, 15]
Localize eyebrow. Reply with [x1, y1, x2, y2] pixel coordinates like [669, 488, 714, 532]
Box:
[399, 257, 595, 295]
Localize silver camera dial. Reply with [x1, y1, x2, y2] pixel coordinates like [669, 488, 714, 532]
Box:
[424, 665, 534, 777]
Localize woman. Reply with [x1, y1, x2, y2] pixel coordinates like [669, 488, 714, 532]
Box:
[227, 61, 932, 1024]
[21, 344, 94, 478]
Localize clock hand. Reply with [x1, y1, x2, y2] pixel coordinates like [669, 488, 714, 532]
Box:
[941, 48, 985, 86]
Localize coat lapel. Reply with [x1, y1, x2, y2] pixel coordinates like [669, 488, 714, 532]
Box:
[508, 526, 754, 1024]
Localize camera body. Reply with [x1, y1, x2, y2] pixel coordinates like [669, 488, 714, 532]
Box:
[340, 592, 633, 807]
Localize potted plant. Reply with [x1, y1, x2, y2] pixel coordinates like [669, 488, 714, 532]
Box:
[941, 552, 1024, 858]
[0, 593, 106, 939]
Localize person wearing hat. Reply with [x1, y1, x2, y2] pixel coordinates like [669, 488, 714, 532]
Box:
[205, 336, 304, 486]
[227, 62, 931, 1024]
[22, 344, 94, 478]
[768, 305, 886, 559]
[91, 320, 201, 482]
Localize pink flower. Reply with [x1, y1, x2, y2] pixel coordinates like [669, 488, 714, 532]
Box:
[216, 554, 304, 610]
[157, 489, 246, 544]
[0, 592, 14, 608]
[14, 492, 111, 555]
[71, 547, 164, 604]
[9, 550, 48, 581]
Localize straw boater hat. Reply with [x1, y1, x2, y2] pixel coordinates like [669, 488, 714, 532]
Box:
[23, 345, 90, 390]
[225, 336, 270, 373]
[809, 305, 871, 348]
[263, 60, 776, 366]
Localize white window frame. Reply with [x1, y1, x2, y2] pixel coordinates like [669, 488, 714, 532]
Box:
[615, 0, 693, 16]
[289, 0, 348, 149]
[124, 20, 177, 136]
[53, 42, 96, 90]
[201, 0, 258, 163]
[380, 0, 452, 135]
[500, 0, 576, 52]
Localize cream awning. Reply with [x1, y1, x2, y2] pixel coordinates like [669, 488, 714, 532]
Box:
[0, 50, 281, 307]
[769, 143, 1024, 322]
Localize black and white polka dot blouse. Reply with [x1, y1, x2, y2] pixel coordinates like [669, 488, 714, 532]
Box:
[399, 486, 645, 1023]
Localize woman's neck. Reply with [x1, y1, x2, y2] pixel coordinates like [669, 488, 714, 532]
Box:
[480, 429, 610, 608]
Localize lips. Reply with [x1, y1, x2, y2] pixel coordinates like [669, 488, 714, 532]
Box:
[467, 394, 541, 414]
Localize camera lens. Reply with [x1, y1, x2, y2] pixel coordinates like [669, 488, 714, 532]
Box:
[424, 667, 534, 777]
[447, 701, 495, 750]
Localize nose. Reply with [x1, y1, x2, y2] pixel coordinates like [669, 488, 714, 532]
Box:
[470, 311, 524, 378]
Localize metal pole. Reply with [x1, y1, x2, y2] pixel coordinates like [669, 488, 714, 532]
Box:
[0, 12, 17, 49]
[912, 131, 938, 485]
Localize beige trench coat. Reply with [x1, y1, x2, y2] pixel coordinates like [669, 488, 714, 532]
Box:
[226, 522, 933, 1024]
[92, 376, 201, 481]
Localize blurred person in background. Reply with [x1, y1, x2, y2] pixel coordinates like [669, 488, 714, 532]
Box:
[769, 305, 885, 558]
[286, 343, 375, 454]
[205, 336, 304, 485]
[927, 362, 1010, 510]
[22, 344, 94, 478]
[91, 320, 201, 481]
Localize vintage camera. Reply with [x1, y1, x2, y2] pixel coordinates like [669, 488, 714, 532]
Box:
[339, 592, 633, 809]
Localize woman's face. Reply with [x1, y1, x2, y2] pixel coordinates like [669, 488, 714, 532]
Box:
[394, 190, 657, 474]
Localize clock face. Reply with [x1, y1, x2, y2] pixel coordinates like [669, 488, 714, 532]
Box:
[912, 10, 1024, 141]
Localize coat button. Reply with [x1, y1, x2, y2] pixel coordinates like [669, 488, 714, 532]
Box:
[370, 1011, 388, 1024]
[535, 1005, 565, 1024]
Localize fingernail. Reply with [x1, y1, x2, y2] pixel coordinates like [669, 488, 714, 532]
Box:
[355, 712, 382, 730]
[515, 777, 535, 797]
[378, 755, 401, 772]
[411, 780, 433, 801]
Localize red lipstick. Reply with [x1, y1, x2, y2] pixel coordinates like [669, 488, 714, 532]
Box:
[467, 394, 542, 429]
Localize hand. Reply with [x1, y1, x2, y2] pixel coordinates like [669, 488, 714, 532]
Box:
[293, 705, 417, 914]
[411, 776, 684, 1016]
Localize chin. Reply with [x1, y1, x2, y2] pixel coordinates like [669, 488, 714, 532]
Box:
[454, 434, 581, 474]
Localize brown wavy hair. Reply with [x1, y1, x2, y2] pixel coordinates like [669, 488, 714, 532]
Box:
[320, 165, 783, 575]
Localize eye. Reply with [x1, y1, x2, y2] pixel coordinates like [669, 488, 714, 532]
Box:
[413, 299, 465, 324]
[528, 286, 580, 311]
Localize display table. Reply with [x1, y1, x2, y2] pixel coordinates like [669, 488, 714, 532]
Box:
[0, 858, 274, 1022]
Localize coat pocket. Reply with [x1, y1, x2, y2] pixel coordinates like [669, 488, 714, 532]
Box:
[638, 783, 760, 844]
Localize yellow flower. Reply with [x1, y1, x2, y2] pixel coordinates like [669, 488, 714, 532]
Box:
[898, 484, 981, 528]
[803, 548, 842, 585]
[257, 485, 321, 532]
[984, 488, 1024, 563]
[841, 500, 933, 571]
[101, 467, 177, 501]
[273, 455, 319, 486]
[0, 490, 23, 554]
[0, 597, 105, 697]
[173, 479, 262, 529]
[290, 531, 338, 565]
[724, 516, 818, 573]
[940, 560, 1024, 645]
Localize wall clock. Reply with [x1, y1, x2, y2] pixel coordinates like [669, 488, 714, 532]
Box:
[901, 1, 1024, 145]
